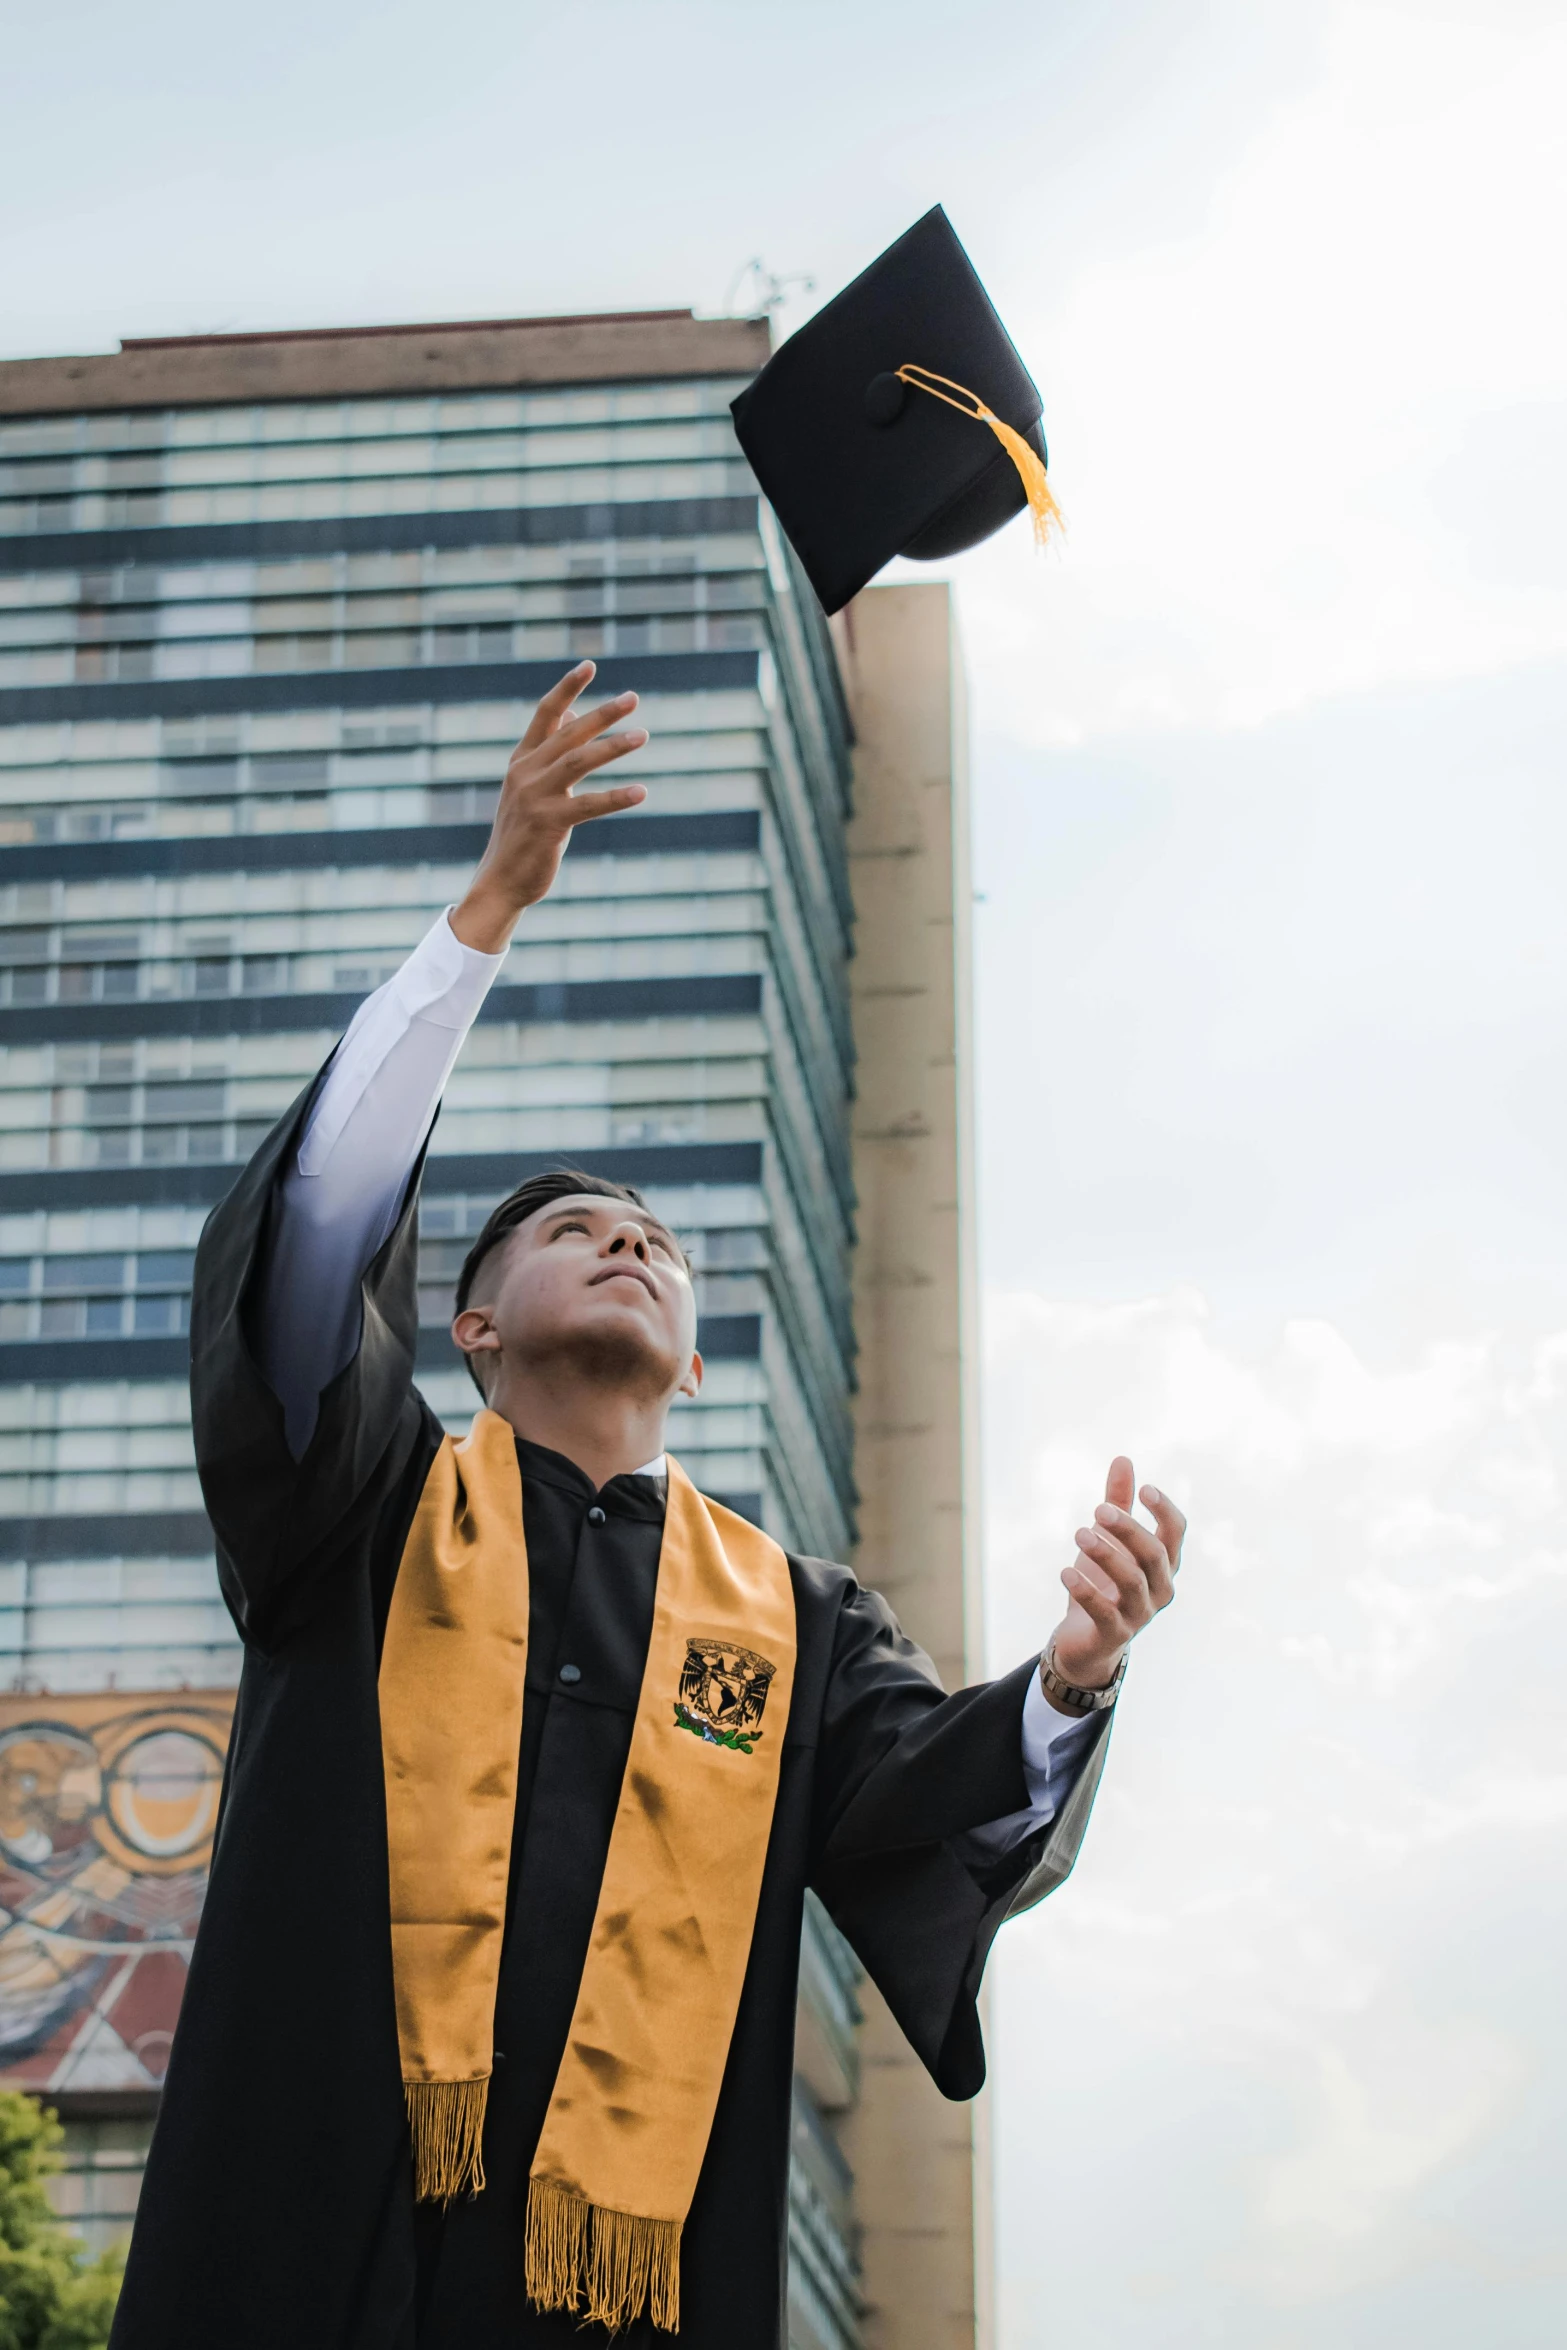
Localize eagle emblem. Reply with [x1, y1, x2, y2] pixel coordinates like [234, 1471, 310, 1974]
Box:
[673, 1638, 776, 1756]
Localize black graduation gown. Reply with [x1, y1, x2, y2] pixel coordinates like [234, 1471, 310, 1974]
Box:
[108, 1077, 1112, 2350]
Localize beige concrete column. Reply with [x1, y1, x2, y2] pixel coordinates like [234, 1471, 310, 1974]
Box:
[831, 582, 991, 2350]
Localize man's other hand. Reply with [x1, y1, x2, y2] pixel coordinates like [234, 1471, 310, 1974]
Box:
[451, 662, 649, 953]
[1047, 1456, 1184, 1701]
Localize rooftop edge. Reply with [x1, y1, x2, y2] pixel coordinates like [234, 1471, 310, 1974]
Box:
[0, 309, 773, 418]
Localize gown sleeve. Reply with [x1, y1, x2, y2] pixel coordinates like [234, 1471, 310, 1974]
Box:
[188, 1059, 438, 1653]
[806, 1572, 1113, 2099]
[254, 911, 504, 1457]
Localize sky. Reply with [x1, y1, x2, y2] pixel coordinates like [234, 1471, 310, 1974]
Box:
[6, 1, 1567, 2341]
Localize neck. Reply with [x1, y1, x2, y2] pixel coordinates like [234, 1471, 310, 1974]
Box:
[483, 1362, 669, 1492]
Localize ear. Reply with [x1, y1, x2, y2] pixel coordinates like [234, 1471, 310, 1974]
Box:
[677, 1348, 704, 1402]
[452, 1306, 502, 1361]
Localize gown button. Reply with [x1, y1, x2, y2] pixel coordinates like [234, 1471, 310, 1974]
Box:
[558, 1663, 582, 1685]
[586, 1505, 607, 1526]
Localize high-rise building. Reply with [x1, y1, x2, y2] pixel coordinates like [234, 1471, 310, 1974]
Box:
[0, 314, 984, 2350]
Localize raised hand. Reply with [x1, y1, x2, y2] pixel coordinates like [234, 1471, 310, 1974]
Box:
[451, 661, 649, 952]
[1048, 1455, 1184, 1699]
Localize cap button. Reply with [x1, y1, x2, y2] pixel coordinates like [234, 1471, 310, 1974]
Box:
[558, 1663, 582, 1686]
[586, 1504, 606, 1526]
[864, 372, 907, 427]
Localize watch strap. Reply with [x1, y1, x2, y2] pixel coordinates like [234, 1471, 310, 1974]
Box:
[1038, 1641, 1125, 1716]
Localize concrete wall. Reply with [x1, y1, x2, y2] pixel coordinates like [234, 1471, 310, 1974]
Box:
[834, 582, 991, 2350]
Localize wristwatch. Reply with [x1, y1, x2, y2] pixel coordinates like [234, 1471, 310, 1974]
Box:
[1038, 1641, 1125, 1716]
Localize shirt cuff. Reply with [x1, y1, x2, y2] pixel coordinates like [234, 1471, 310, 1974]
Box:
[1020, 1664, 1101, 1814]
[388, 908, 508, 1028]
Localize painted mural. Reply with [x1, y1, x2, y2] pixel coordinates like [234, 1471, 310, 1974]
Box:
[0, 1692, 234, 2095]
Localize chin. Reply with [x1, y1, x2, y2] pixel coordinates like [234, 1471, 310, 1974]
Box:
[519, 1309, 686, 1397]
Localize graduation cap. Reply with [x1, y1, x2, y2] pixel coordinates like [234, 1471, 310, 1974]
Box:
[730, 205, 1060, 615]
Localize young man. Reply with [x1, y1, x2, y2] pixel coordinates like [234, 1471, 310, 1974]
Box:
[109, 665, 1184, 2350]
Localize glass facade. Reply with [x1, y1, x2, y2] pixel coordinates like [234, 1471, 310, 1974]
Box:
[0, 351, 864, 2342]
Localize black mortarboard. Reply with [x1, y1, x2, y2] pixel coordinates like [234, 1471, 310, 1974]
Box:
[730, 205, 1059, 615]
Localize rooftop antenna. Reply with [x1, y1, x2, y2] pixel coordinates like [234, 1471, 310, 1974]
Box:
[724, 259, 814, 318]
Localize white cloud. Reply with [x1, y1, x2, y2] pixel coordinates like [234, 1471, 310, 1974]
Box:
[984, 1282, 1567, 2338]
[949, 1, 1567, 746]
[1240, 2022, 1524, 2298]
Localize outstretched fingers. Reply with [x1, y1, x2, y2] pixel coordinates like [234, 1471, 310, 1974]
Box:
[1141, 1484, 1187, 1576]
[516, 661, 598, 751]
[549, 688, 643, 757]
[1071, 1490, 1181, 1626]
[563, 779, 649, 828]
[1061, 1555, 1127, 1632]
[563, 720, 648, 775]
[1089, 1506, 1174, 1610]
[557, 721, 649, 798]
[1070, 1528, 1149, 1627]
[511, 695, 644, 788]
[1057, 1461, 1185, 1688]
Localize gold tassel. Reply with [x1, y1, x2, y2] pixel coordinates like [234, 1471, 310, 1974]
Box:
[895, 364, 1064, 548]
[526, 2179, 681, 2335]
[979, 410, 1064, 548]
[405, 2077, 488, 2205]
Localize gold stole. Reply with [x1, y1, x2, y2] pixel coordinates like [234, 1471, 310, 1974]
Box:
[378, 1409, 796, 2333]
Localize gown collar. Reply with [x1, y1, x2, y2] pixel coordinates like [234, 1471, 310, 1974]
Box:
[511, 1432, 668, 1523]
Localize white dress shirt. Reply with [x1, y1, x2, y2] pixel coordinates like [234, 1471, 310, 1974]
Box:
[254, 912, 1101, 1844]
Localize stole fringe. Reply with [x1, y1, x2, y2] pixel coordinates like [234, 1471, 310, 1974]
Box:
[405, 2077, 488, 2205]
[526, 2178, 681, 2335]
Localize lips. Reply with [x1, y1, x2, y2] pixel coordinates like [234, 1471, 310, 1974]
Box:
[588, 1264, 657, 1299]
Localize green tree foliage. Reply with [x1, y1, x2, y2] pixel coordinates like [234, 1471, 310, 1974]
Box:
[0, 2095, 123, 2350]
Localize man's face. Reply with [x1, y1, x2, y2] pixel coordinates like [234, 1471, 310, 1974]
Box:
[451, 1194, 701, 1404]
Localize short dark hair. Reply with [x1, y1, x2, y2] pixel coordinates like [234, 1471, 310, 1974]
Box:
[454, 1168, 665, 1313]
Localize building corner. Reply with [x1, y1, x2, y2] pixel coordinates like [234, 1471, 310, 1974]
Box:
[832, 581, 990, 2350]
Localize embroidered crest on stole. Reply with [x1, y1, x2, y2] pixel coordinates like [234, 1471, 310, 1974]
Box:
[673, 1638, 777, 1755]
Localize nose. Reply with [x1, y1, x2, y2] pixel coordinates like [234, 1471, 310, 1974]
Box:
[605, 1223, 650, 1264]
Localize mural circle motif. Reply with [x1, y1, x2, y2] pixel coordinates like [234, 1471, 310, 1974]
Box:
[100, 1729, 226, 1872]
[0, 1726, 102, 1868]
